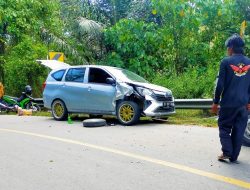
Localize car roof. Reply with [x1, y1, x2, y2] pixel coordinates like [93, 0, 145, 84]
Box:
[56, 65, 122, 71]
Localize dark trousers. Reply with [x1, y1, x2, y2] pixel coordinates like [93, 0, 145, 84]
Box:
[218, 106, 248, 161]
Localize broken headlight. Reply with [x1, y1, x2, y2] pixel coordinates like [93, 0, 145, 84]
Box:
[136, 87, 153, 97]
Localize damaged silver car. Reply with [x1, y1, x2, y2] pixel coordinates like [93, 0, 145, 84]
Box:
[42, 63, 175, 125]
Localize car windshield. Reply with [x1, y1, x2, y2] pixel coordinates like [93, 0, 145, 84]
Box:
[107, 67, 148, 83]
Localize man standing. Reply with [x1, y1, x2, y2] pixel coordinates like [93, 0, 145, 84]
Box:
[212, 34, 250, 163]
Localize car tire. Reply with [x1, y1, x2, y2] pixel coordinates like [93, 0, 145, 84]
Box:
[83, 118, 107, 127]
[243, 119, 250, 146]
[51, 100, 68, 121]
[116, 101, 140, 125]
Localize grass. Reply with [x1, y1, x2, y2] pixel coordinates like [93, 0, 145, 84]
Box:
[32, 111, 51, 117]
[166, 109, 217, 127]
[2, 109, 217, 128]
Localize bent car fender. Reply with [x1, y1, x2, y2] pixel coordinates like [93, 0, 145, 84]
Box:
[113, 82, 134, 106]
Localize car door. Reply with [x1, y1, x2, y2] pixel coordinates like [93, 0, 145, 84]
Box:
[61, 67, 88, 112]
[84, 67, 116, 114]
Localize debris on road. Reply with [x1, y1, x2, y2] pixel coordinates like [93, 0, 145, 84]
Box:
[17, 107, 32, 116]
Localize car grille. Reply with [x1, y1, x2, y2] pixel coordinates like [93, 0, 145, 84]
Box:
[155, 106, 175, 113]
[154, 94, 173, 102]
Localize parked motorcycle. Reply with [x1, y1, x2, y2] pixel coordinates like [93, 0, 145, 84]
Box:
[0, 101, 16, 112]
[1, 85, 41, 112]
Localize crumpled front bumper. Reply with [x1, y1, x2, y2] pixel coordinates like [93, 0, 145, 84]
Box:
[115, 82, 175, 117]
[142, 95, 175, 117]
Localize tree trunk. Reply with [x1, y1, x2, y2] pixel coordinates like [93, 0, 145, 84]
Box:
[0, 22, 8, 83]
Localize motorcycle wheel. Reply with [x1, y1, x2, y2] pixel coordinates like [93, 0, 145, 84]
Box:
[26, 103, 41, 112]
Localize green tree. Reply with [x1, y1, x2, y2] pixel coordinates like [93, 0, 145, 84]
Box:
[103, 0, 247, 98]
[94, 0, 133, 25]
[236, 0, 250, 21]
[4, 37, 48, 97]
[103, 19, 163, 78]
[150, 0, 240, 73]
[55, 0, 106, 63]
[0, 0, 61, 95]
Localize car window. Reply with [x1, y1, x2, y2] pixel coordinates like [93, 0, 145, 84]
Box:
[52, 69, 66, 81]
[65, 68, 85, 83]
[88, 68, 112, 84]
[107, 67, 148, 83]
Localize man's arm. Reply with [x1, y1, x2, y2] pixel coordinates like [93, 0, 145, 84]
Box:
[247, 85, 250, 110]
[211, 60, 226, 114]
[213, 60, 226, 104]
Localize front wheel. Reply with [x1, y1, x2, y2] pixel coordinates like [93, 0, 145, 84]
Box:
[51, 100, 68, 121]
[116, 101, 140, 125]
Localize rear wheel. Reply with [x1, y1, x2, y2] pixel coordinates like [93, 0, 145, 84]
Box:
[51, 100, 68, 121]
[116, 101, 140, 125]
[26, 103, 41, 112]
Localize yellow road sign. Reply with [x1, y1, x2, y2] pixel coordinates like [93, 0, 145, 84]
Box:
[49, 52, 64, 62]
[240, 20, 247, 37]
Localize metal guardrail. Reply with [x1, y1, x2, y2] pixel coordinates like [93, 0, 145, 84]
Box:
[34, 98, 214, 109]
[174, 99, 213, 109]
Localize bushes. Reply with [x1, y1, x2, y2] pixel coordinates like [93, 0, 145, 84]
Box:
[102, 18, 224, 98]
[103, 19, 163, 78]
[4, 37, 48, 97]
[152, 65, 217, 99]
[101, 0, 250, 99]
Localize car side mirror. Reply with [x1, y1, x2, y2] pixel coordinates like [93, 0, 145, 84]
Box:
[106, 77, 116, 86]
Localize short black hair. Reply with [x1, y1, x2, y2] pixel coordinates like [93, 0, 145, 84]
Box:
[225, 34, 245, 54]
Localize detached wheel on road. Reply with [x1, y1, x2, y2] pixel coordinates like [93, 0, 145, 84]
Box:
[116, 101, 140, 125]
[51, 100, 68, 121]
[83, 119, 107, 127]
[243, 119, 250, 146]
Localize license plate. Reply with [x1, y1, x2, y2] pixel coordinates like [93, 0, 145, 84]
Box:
[163, 102, 170, 107]
[163, 102, 174, 107]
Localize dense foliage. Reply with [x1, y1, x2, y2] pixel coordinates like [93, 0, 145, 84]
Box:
[0, 0, 249, 98]
[0, 0, 61, 96]
[103, 0, 250, 98]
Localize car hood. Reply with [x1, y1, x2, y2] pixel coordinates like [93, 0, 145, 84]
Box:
[128, 82, 171, 93]
[37, 60, 70, 70]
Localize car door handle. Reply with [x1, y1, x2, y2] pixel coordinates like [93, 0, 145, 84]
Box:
[88, 86, 91, 91]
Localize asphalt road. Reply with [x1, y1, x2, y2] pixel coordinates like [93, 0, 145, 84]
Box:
[0, 115, 249, 190]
